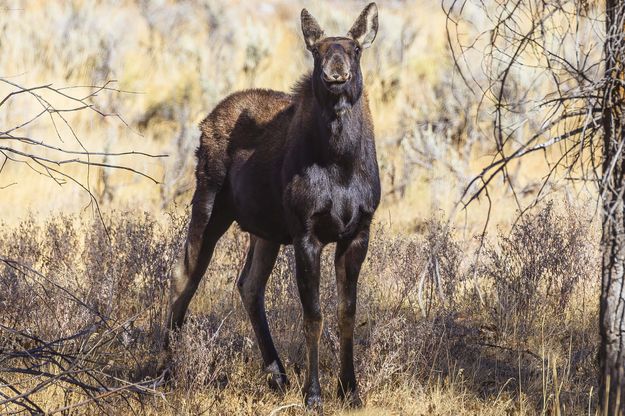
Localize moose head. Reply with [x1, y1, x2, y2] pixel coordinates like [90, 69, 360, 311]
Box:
[301, 3, 378, 109]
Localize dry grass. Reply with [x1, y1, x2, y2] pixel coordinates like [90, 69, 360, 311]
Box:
[0, 0, 578, 231]
[0, 204, 600, 415]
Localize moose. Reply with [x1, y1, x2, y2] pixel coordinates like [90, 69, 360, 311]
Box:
[167, 3, 380, 408]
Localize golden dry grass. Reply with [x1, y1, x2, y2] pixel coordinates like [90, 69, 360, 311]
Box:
[0, 0, 580, 230]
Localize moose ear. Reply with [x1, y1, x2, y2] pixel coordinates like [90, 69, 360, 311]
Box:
[301, 9, 325, 51]
[347, 2, 378, 49]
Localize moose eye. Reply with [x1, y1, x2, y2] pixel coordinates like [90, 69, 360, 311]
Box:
[354, 45, 361, 54]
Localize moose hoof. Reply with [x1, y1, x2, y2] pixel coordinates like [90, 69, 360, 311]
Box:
[267, 372, 289, 392]
[337, 387, 362, 408]
[265, 361, 289, 392]
[305, 392, 323, 411]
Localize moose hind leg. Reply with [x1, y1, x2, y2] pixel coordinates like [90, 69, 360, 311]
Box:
[237, 235, 287, 390]
[169, 188, 232, 333]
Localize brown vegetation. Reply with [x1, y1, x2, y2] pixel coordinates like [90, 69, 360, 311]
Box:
[0, 204, 600, 414]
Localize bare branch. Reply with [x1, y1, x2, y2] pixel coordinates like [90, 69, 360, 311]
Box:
[0, 78, 165, 212]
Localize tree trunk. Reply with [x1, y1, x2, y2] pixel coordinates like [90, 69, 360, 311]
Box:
[600, 1, 625, 414]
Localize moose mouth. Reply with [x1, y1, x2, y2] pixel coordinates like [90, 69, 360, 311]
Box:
[323, 75, 350, 83]
[322, 76, 350, 92]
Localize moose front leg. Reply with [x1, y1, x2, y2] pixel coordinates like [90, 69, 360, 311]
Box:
[334, 227, 369, 407]
[293, 236, 323, 408]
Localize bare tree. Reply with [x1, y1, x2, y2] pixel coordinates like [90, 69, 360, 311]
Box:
[600, 1, 625, 412]
[445, 0, 625, 412]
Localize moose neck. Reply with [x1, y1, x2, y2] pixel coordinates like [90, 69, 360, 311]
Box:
[310, 78, 364, 165]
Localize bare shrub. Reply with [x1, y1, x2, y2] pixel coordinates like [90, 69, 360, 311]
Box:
[170, 315, 234, 391]
[0, 211, 187, 413]
[421, 218, 466, 314]
[0, 204, 601, 414]
[482, 203, 598, 340]
[356, 220, 470, 397]
[367, 218, 466, 319]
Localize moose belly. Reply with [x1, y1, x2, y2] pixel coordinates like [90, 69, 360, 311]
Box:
[231, 198, 292, 244]
[228, 162, 292, 244]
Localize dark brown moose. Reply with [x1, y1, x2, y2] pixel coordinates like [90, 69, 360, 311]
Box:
[167, 3, 380, 408]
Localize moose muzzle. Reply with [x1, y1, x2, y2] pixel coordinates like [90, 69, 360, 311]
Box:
[322, 50, 351, 83]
